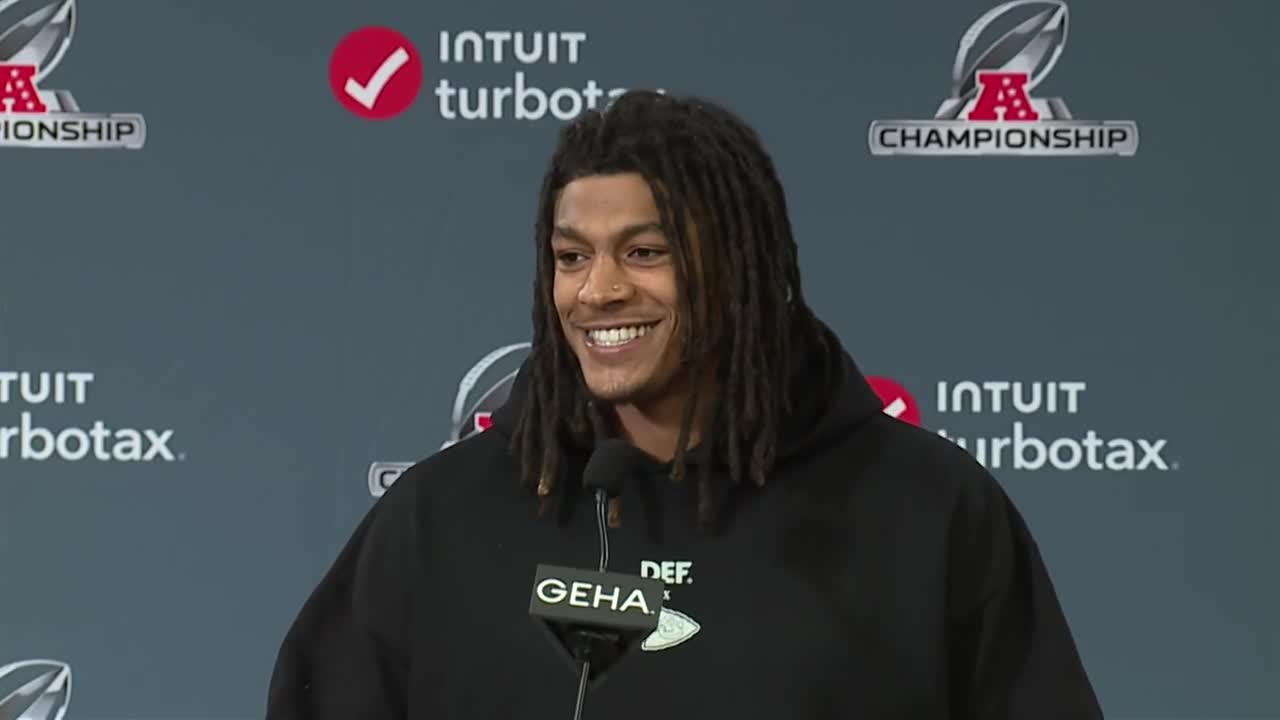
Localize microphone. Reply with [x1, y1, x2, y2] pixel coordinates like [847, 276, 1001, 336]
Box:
[528, 439, 664, 720]
[582, 438, 638, 499]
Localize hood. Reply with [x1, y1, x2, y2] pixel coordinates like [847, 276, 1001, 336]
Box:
[483, 316, 885, 484]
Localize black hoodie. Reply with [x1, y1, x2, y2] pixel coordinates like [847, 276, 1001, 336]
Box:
[265, 323, 1104, 719]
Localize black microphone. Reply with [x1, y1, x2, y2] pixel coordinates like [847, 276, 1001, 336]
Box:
[582, 438, 638, 499]
[528, 438, 664, 720]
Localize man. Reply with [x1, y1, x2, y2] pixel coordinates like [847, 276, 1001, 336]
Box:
[266, 90, 1104, 718]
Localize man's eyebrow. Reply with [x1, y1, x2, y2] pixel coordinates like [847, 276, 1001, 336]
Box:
[551, 221, 666, 242]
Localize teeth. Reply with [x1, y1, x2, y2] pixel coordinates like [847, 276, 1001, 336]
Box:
[587, 323, 656, 347]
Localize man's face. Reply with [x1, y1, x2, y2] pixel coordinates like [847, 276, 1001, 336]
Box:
[551, 173, 687, 405]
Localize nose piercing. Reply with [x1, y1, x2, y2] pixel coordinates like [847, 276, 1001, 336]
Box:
[612, 284, 620, 291]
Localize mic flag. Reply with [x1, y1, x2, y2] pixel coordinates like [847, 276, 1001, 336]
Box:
[528, 563, 665, 687]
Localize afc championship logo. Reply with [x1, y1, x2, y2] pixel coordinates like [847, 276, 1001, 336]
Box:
[868, 0, 1138, 157]
[0, 659, 72, 719]
[0, 0, 146, 149]
[367, 342, 530, 497]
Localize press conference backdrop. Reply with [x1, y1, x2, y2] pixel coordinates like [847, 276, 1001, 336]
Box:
[1, 0, 1275, 716]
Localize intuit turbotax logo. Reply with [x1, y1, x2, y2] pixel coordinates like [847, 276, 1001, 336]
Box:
[330, 25, 647, 121]
[0, 319, 183, 464]
[0, 369, 183, 463]
[869, 377, 1176, 473]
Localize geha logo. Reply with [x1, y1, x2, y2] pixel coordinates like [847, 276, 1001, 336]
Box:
[535, 577, 655, 616]
[0, 0, 146, 149]
[639, 559, 700, 652]
[368, 342, 529, 497]
[0, 658, 72, 719]
[868, 0, 1138, 157]
[868, 376, 1176, 472]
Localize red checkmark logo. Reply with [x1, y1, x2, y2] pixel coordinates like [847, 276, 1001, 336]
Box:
[867, 376, 922, 427]
[329, 26, 423, 120]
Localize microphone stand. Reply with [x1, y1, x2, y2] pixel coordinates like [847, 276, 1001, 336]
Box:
[572, 663, 591, 720]
[571, 488, 612, 720]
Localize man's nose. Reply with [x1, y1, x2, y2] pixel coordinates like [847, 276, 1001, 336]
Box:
[578, 257, 631, 305]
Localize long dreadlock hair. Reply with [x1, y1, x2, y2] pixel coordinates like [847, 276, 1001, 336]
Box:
[510, 89, 831, 531]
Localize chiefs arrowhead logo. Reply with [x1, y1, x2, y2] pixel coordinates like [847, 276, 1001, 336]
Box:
[474, 412, 493, 433]
[867, 376, 922, 427]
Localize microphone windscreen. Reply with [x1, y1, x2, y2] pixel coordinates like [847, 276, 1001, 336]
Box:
[582, 438, 648, 498]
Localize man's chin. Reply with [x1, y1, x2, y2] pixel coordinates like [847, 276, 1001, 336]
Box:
[582, 378, 645, 404]
[578, 364, 659, 402]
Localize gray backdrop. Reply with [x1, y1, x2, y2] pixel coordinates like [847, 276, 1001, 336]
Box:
[1, 0, 1275, 717]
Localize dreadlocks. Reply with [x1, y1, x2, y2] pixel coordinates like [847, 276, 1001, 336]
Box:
[510, 89, 831, 531]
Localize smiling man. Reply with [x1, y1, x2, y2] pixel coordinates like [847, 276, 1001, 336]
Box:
[266, 90, 1105, 719]
[547, 174, 713, 472]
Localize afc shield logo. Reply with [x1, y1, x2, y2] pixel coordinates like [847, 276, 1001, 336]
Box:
[367, 342, 529, 497]
[439, 342, 529, 450]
